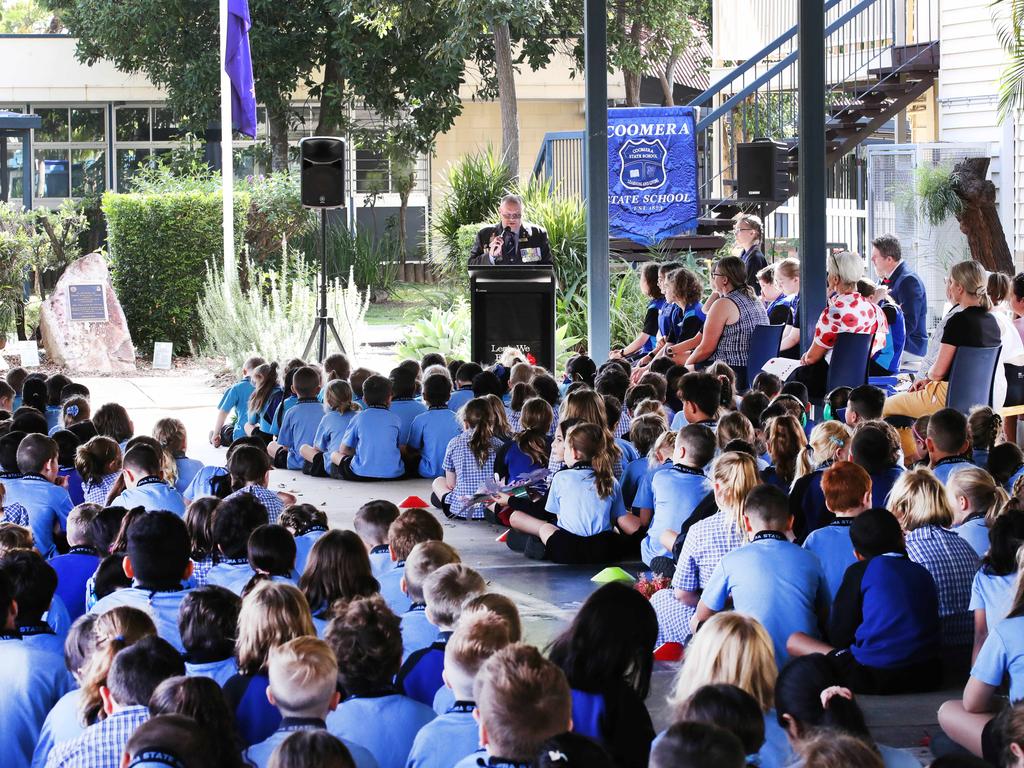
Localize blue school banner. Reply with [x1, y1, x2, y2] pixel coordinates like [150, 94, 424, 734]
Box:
[607, 107, 699, 245]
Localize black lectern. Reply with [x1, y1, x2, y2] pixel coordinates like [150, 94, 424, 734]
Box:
[469, 265, 556, 372]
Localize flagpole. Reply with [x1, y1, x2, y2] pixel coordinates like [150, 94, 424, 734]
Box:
[219, 0, 235, 294]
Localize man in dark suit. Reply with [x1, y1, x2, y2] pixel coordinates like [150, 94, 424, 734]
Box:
[870, 233, 928, 363]
[468, 194, 552, 266]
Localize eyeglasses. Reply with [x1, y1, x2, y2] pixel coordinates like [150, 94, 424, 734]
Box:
[711, 272, 724, 278]
[735, 227, 756, 233]
[500, 211, 522, 219]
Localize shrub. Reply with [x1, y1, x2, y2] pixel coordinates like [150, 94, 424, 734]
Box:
[244, 172, 316, 266]
[103, 189, 249, 352]
[197, 249, 369, 370]
[316, 220, 399, 300]
[0, 229, 31, 335]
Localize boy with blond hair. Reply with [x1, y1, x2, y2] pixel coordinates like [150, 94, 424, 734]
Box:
[244, 636, 377, 768]
[381, 508, 444, 614]
[399, 563, 486, 706]
[407, 615, 512, 768]
[400, 541, 461, 660]
[453, 644, 572, 768]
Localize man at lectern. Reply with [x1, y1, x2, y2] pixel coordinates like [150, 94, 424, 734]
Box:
[468, 194, 552, 266]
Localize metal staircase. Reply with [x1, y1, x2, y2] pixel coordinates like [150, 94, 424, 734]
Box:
[532, 0, 940, 246]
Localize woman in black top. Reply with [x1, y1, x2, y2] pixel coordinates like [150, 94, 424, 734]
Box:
[884, 260, 1001, 422]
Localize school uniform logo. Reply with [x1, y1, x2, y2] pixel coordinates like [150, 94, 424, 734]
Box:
[619, 139, 667, 190]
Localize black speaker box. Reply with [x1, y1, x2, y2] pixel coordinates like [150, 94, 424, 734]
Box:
[737, 140, 791, 202]
[300, 136, 346, 208]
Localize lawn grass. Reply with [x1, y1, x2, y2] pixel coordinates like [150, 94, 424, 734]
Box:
[365, 281, 465, 326]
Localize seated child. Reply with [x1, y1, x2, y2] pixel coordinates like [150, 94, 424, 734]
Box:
[4, 367, 25, 410]
[183, 436, 263, 502]
[669, 372, 721, 431]
[354, 499, 400, 579]
[45, 636, 184, 768]
[153, 418, 204, 495]
[638, 424, 715, 566]
[650, 722, 745, 768]
[206, 494, 270, 593]
[787, 421, 852, 542]
[989, 441, 1024, 493]
[111, 444, 186, 515]
[298, 529, 378, 635]
[844, 385, 885, 427]
[453, 644, 572, 768]
[333, 374, 405, 481]
[322, 352, 351, 393]
[243, 362, 285, 445]
[43, 375, 70, 432]
[47, 502, 102, 621]
[0, 549, 65, 660]
[928, 408, 976, 484]
[694, 484, 830, 666]
[92, 402, 134, 451]
[407, 614, 513, 768]
[2, 433, 73, 557]
[971, 509, 1024, 658]
[179, 585, 241, 686]
[88, 511, 195, 652]
[268, 366, 325, 471]
[628, 428, 677, 528]
[300, 380, 359, 479]
[279, 503, 329, 575]
[399, 541, 461, 660]
[676, 684, 765, 764]
[448, 363, 481, 414]
[493, 397, 554, 484]
[52, 430, 84, 506]
[243, 637, 376, 768]
[968, 405, 1001, 468]
[183, 497, 219, 587]
[399, 562, 486, 706]
[211, 355, 264, 447]
[0, 430, 23, 481]
[619, 414, 667, 515]
[236, 524, 297, 597]
[849, 420, 904, 509]
[122, 715, 211, 768]
[221, 445, 284, 523]
[803, 461, 872, 599]
[380, 508, 444, 615]
[787, 507, 942, 694]
[432, 398, 505, 520]
[390, 365, 427, 448]
[508, 423, 628, 564]
[950, 467, 1008, 558]
[325, 595, 436, 768]
[407, 374, 461, 479]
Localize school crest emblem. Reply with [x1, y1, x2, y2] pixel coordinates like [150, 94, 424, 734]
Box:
[619, 139, 667, 190]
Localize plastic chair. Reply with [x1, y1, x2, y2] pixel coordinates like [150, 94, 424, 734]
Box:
[823, 332, 873, 394]
[946, 346, 1002, 413]
[745, 324, 786, 389]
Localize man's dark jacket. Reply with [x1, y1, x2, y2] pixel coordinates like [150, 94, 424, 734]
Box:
[468, 221, 552, 265]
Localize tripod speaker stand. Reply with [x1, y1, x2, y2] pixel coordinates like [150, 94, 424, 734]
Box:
[299, 136, 348, 362]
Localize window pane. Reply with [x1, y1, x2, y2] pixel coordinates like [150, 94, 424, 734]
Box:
[116, 148, 150, 191]
[35, 108, 68, 143]
[5, 141, 23, 199]
[355, 148, 390, 194]
[71, 149, 105, 196]
[35, 148, 70, 197]
[71, 108, 104, 142]
[116, 108, 150, 142]
[152, 109, 182, 141]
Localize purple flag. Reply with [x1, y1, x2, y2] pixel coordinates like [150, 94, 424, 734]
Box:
[225, 0, 257, 138]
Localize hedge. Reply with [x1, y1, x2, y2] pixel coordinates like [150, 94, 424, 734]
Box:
[103, 190, 248, 352]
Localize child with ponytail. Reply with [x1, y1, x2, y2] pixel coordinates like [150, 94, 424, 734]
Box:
[78, 607, 157, 725]
[969, 406, 1003, 469]
[74, 436, 122, 505]
[244, 362, 284, 446]
[300, 379, 360, 478]
[494, 397, 553, 484]
[153, 417, 204, 495]
[431, 397, 505, 520]
[508, 422, 628, 564]
[949, 467, 1011, 558]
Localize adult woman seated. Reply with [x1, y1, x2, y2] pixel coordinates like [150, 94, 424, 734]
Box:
[790, 250, 887, 400]
[668, 256, 768, 390]
[883, 260, 1001, 422]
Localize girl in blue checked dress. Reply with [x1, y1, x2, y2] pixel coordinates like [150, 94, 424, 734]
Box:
[75, 436, 122, 505]
[185, 496, 221, 587]
[214, 445, 287, 524]
[431, 398, 505, 520]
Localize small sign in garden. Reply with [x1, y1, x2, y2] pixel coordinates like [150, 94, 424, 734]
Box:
[152, 342, 173, 370]
[67, 284, 109, 322]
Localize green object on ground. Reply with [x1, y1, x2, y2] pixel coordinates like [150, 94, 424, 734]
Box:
[591, 566, 636, 584]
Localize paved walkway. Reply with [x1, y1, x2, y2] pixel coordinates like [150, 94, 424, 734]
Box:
[77, 369, 945, 763]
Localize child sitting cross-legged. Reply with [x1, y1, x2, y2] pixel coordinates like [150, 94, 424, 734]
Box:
[398, 541, 461, 661]
[242, 636, 377, 768]
[398, 561, 486, 706]
[205, 494, 270, 592]
[407, 613, 513, 768]
[353, 499, 400, 579]
[111, 443, 186, 515]
[298, 529, 379, 636]
[803, 461, 872, 600]
[693, 484, 830, 667]
[325, 595, 436, 768]
[407, 374, 461, 480]
[508, 422, 629, 563]
[390, 365, 427, 462]
[267, 366, 325, 471]
[432, 398, 505, 520]
[379, 508, 444, 615]
[211, 356, 265, 448]
[332, 374, 405, 481]
[299, 379, 359, 479]
[179, 585, 241, 686]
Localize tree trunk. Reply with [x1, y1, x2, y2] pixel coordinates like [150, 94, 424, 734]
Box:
[316, 52, 344, 135]
[954, 157, 1014, 274]
[624, 19, 644, 106]
[267, 104, 290, 172]
[398, 189, 409, 264]
[493, 20, 520, 182]
[659, 52, 681, 106]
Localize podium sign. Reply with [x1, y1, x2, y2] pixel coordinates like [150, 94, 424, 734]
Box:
[469, 265, 556, 372]
[67, 284, 108, 322]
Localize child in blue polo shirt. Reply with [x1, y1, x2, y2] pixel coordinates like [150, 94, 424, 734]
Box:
[229, 524, 297, 597]
[694, 484, 830, 666]
[267, 358, 305, 437]
[206, 494, 270, 593]
[508, 423, 628, 564]
[390, 365, 427, 448]
[243, 362, 284, 445]
[949, 468, 1007, 558]
[300, 379, 359, 478]
[618, 414, 666, 513]
[325, 595, 436, 768]
[970, 509, 1024, 651]
[111, 444, 186, 515]
[52, 429, 84, 506]
[354, 499, 400, 579]
[2, 433, 73, 558]
[448, 363, 480, 414]
[408, 374, 461, 479]
[408, 613, 513, 768]
[803, 461, 872, 599]
[637, 424, 715, 566]
[267, 366, 324, 471]
[399, 541, 461, 661]
[927, 407, 976, 484]
[211, 355, 264, 447]
[179, 585, 240, 686]
[88, 511, 195, 652]
[669, 372, 720, 432]
[787, 507, 942, 694]
[280, 503, 329, 574]
[380, 508, 444, 615]
[153, 418, 204, 495]
[333, 374, 405, 481]
[4, 367, 26, 410]
[788, 421, 852, 542]
[0, 549, 66, 662]
[849, 421, 904, 510]
[43, 374, 71, 433]
[48, 503, 102, 621]
[399, 563, 486, 706]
